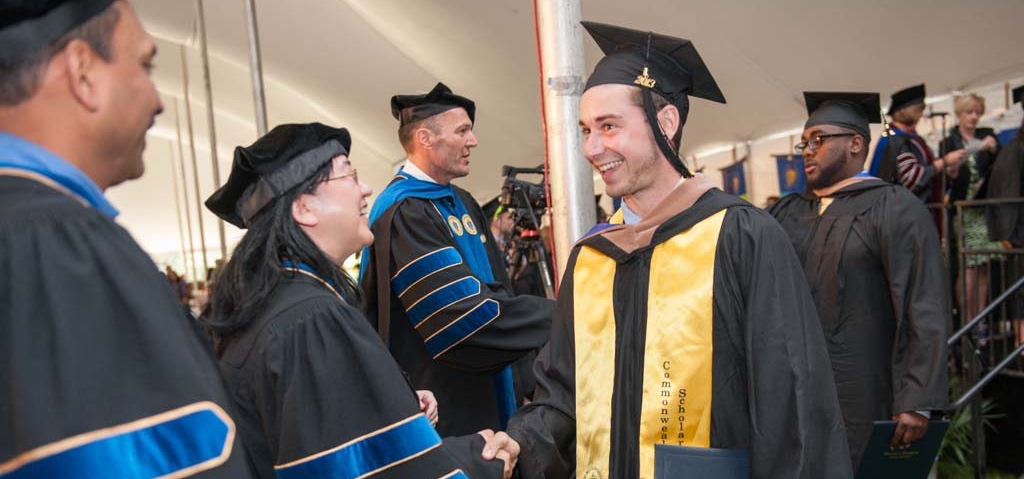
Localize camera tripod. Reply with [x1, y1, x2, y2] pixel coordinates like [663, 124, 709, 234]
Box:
[504, 228, 555, 300]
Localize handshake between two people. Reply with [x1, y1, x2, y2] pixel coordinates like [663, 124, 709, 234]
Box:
[418, 390, 520, 479]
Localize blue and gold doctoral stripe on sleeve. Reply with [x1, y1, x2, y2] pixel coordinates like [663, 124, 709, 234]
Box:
[391, 247, 463, 298]
[406, 277, 481, 329]
[0, 402, 235, 479]
[424, 299, 500, 358]
[274, 413, 443, 479]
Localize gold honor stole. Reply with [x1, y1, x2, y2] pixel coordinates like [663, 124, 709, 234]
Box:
[574, 209, 725, 479]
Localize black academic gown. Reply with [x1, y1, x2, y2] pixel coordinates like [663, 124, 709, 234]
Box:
[216, 273, 504, 479]
[0, 176, 252, 478]
[361, 183, 553, 437]
[508, 177, 852, 479]
[768, 179, 950, 469]
[988, 137, 1024, 245]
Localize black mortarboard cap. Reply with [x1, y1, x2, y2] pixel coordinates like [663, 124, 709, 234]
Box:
[391, 82, 475, 127]
[581, 21, 725, 177]
[582, 21, 726, 105]
[804, 92, 882, 140]
[1013, 85, 1024, 107]
[0, 0, 115, 59]
[206, 123, 351, 228]
[887, 83, 926, 115]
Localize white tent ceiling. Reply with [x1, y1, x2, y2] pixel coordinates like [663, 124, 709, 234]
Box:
[108, 0, 1024, 262]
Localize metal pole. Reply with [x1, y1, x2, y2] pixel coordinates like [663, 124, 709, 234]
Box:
[243, 0, 268, 136]
[168, 139, 190, 281]
[172, 98, 198, 281]
[180, 44, 210, 276]
[196, 0, 228, 262]
[534, 0, 593, 282]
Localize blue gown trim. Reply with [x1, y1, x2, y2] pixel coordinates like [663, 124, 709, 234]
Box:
[0, 402, 233, 479]
[273, 414, 441, 479]
[424, 299, 501, 358]
[406, 277, 481, 328]
[0, 132, 118, 218]
[391, 247, 463, 298]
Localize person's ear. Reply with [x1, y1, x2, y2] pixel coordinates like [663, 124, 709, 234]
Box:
[416, 127, 433, 149]
[292, 194, 320, 228]
[849, 134, 865, 155]
[656, 104, 681, 146]
[63, 39, 102, 112]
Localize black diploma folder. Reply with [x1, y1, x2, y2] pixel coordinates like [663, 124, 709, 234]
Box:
[854, 419, 950, 479]
[654, 444, 749, 479]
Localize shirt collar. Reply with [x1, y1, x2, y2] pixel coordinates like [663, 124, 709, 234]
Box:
[618, 175, 686, 225]
[401, 159, 438, 184]
[0, 132, 118, 218]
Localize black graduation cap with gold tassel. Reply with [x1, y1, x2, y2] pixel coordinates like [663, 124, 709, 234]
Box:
[581, 21, 726, 178]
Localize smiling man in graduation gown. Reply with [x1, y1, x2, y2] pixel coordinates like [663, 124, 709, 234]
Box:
[360, 83, 553, 437]
[506, 22, 852, 479]
[0, 1, 251, 477]
[768, 92, 950, 470]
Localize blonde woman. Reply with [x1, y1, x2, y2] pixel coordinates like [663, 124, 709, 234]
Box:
[941, 93, 1002, 331]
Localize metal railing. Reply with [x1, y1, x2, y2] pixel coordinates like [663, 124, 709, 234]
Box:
[929, 196, 1024, 479]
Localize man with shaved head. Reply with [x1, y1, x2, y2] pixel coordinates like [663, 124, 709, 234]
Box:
[0, 1, 251, 476]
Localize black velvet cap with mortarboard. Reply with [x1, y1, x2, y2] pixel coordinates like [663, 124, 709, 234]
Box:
[0, 0, 115, 59]
[804, 91, 882, 140]
[206, 123, 352, 229]
[887, 83, 926, 115]
[581, 21, 726, 178]
[391, 82, 476, 127]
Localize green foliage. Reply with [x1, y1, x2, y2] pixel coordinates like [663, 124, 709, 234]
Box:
[936, 375, 1007, 479]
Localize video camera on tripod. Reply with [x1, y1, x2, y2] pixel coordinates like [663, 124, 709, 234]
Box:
[498, 165, 554, 298]
[499, 165, 547, 231]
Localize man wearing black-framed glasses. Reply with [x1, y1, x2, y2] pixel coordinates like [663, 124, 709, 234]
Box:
[769, 92, 949, 472]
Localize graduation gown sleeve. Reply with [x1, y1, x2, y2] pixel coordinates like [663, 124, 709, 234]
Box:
[987, 139, 1024, 243]
[505, 248, 581, 479]
[877, 135, 937, 194]
[876, 192, 950, 413]
[712, 207, 853, 479]
[385, 199, 552, 372]
[0, 179, 250, 478]
[252, 296, 504, 479]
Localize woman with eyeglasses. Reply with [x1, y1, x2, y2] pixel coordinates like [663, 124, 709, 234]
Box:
[202, 123, 516, 479]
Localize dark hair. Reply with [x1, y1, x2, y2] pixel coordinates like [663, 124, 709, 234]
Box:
[201, 162, 361, 349]
[630, 88, 683, 154]
[398, 115, 441, 152]
[0, 5, 121, 105]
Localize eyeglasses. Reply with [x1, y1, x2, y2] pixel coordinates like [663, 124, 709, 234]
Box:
[322, 169, 359, 184]
[793, 134, 855, 154]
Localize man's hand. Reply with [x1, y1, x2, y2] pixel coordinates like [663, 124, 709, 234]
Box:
[478, 429, 520, 479]
[982, 135, 998, 153]
[890, 411, 929, 449]
[416, 390, 438, 426]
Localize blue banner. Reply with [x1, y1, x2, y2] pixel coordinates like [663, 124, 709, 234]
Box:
[775, 154, 806, 196]
[720, 160, 747, 199]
